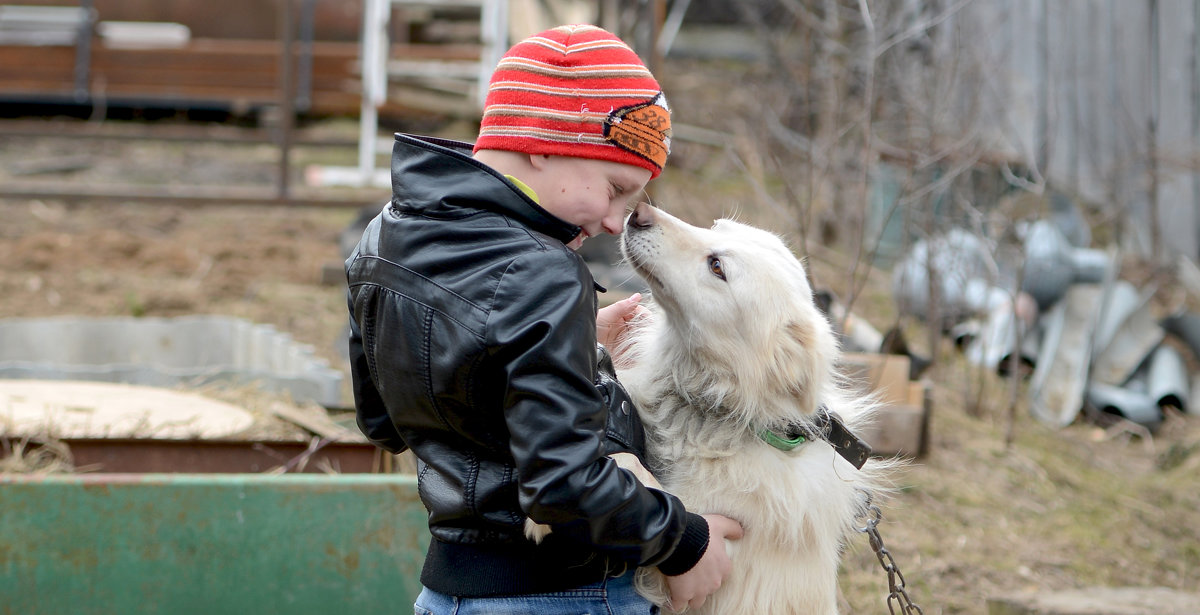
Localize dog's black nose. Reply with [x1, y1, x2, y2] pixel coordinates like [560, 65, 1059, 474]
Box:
[627, 202, 656, 229]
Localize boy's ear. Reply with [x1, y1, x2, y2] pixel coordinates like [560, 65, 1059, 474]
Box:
[528, 153, 551, 170]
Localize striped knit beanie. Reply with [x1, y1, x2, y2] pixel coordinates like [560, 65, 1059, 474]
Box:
[474, 24, 671, 178]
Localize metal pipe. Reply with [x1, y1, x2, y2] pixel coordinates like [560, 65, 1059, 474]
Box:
[1161, 311, 1200, 359]
[998, 318, 1042, 376]
[1069, 247, 1113, 284]
[1146, 343, 1189, 412]
[1085, 382, 1162, 429]
[358, 0, 389, 185]
[964, 303, 1020, 371]
[1022, 220, 1076, 309]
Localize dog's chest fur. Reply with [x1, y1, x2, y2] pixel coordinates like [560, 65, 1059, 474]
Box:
[626, 377, 872, 615]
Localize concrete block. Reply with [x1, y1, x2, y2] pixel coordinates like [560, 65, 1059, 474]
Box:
[840, 352, 930, 458]
[841, 352, 912, 407]
[858, 402, 926, 457]
[0, 315, 343, 406]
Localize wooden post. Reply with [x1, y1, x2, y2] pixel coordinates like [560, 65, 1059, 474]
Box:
[277, 0, 295, 200]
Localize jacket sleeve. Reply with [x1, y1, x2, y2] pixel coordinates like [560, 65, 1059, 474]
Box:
[488, 249, 708, 572]
[346, 287, 409, 454]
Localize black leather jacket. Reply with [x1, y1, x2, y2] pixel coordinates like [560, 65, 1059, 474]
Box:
[346, 134, 707, 597]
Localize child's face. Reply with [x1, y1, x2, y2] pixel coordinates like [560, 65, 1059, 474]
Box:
[527, 155, 652, 250]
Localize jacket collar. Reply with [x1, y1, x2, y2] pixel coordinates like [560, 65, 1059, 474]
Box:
[389, 134, 583, 246]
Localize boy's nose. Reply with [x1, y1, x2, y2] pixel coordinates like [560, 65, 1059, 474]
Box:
[602, 211, 624, 235]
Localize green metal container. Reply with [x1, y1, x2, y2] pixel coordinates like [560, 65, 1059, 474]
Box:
[0, 473, 429, 614]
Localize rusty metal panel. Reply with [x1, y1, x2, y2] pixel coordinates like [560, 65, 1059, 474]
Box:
[0, 473, 429, 614]
[62, 438, 387, 474]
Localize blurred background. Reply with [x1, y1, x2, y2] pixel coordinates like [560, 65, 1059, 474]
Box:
[2, 1, 1199, 614]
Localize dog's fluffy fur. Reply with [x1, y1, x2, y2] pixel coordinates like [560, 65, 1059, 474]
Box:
[617, 204, 893, 615]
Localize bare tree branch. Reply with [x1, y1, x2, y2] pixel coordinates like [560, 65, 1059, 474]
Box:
[874, 0, 977, 59]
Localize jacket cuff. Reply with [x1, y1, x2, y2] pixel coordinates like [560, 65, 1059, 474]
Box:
[656, 513, 710, 576]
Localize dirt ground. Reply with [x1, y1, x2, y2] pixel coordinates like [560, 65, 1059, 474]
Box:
[2, 81, 1200, 612]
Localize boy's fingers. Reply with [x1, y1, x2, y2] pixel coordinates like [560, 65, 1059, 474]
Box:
[611, 294, 642, 320]
[704, 514, 744, 540]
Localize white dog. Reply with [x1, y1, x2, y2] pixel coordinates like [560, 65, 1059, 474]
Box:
[616, 202, 893, 615]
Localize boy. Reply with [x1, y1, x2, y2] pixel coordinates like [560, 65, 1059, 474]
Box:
[346, 24, 741, 614]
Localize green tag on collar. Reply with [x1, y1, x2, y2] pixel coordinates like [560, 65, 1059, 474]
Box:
[757, 428, 806, 452]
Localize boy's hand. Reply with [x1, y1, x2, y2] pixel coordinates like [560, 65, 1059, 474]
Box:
[596, 293, 648, 352]
[665, 514, 743, 611]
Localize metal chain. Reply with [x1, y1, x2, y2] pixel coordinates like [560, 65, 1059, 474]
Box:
[855, 490, 925, 615]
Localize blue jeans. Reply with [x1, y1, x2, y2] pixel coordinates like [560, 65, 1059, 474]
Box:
[413, 569, 658, 615]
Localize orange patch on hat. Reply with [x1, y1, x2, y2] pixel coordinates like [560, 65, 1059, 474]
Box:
[603, 94, 672, 171]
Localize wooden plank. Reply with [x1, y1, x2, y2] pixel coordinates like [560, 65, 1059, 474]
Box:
[0, 82, 76, 96]
[0, 36, 482, 115]
[0, 72, 76, 87]
[265, 402, 364, 443]
[96, 47, 281, 73]
[85, 65, 355, 93]
[0, 44, 75, 72]
[98, 84, 280, 104]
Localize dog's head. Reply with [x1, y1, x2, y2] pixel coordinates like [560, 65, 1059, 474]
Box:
[620, 202, 838, 422]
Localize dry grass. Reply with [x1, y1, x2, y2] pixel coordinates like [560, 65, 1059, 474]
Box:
[0, 434, 77, 474]
[837, 358, 1200, 614]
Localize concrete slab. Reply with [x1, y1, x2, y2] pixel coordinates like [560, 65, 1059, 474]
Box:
[987, 587, 1200, 615]
[1, 380, 255, 439]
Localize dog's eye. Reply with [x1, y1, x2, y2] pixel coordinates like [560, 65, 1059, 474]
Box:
[708, 256, 726, 280]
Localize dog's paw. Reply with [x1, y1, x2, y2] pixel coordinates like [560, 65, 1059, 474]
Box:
[524, 517, 552, 543]
[634, 567, 673, 610]
[611, 451, 663, 490]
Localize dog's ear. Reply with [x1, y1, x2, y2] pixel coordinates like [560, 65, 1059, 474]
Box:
[771, 318, 833, 411]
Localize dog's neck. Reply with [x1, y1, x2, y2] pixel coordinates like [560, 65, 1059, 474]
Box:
[760, 407, 873, 469]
